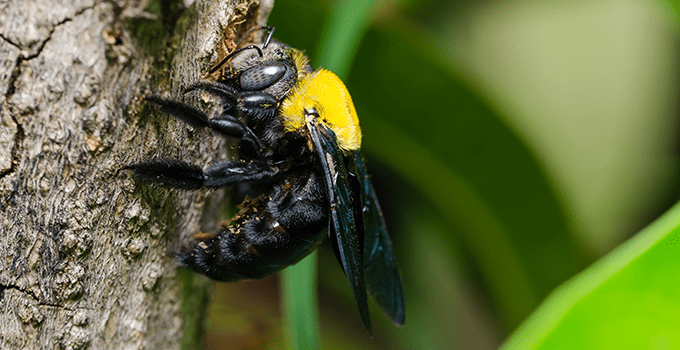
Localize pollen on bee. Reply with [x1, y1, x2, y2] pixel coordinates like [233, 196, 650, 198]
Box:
[194, 231, 214, 240]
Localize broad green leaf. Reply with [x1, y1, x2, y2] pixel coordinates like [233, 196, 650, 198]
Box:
[502, 201, 680, 349]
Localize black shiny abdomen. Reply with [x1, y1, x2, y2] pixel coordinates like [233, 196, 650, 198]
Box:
[181, 168, 328, 281]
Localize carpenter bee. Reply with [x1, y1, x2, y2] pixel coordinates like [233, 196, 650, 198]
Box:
[126, 27, 405, 332]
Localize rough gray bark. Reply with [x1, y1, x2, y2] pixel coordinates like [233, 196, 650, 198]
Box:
[0, 0, 273, 348]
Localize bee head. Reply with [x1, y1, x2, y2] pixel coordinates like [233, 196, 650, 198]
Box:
[214, 39, 311, 101]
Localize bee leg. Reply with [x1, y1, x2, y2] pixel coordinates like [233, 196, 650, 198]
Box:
[184, 81, 238, 103]
[126, 159, 279, 190]
[203, 160, 279, 188]
[210, 112, 263, 156]
[124, 160, 205, 190]
[185, 82, 279, 121]
[145, 96, 214, 129]
[145, 96, 263, 155]
[238, 91, 279, 121]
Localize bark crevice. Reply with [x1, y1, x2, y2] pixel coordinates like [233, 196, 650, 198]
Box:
[0, 54, 24, 180]
[0, 283, 87, 311]
[0, 34, 21, 50]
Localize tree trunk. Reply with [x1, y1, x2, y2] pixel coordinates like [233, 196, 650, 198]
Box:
[0, 0, 273, 348]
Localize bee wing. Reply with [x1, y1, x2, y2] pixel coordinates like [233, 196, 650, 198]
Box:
[349, 152, 406, 326]
[309, 123, 371, 334]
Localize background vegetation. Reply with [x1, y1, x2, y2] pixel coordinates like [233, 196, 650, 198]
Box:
[202, 0, 680, 348]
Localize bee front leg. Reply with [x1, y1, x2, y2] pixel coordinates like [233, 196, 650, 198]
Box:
[184, 82, 281, 120]
[145, 95, 264, 157]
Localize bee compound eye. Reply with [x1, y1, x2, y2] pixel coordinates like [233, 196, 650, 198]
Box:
[240, 62, 287, 91]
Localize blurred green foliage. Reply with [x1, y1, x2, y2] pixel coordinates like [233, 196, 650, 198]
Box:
[203, 0, 680, 349]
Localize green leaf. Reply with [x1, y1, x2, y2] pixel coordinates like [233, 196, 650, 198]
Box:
[502, 201, 680, 349]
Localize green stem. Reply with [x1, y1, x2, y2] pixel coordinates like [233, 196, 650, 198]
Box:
[281, 251, 321, 350]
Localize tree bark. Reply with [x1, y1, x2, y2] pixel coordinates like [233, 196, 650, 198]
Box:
[0, 0, 273, 348]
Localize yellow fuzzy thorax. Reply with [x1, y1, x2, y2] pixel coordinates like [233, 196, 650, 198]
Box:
[279, 69, 362, 152]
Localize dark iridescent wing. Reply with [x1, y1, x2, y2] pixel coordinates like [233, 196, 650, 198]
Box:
[348, 151, 406, 326]
[308, 123, 371, 334]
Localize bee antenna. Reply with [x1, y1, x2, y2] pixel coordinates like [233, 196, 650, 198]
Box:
[261, 26, 275, 48]
[209, 45, 262, 74]
[236, 25, 275, 48]
[208, 26, 276, 75]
